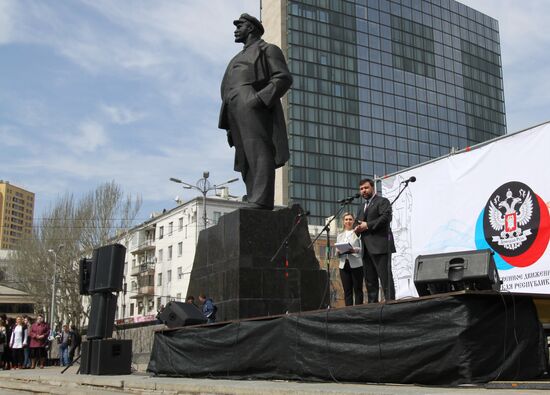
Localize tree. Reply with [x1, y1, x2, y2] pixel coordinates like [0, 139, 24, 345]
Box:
[11, 181, 141, 327]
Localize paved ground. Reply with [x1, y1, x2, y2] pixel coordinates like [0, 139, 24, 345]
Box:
[1, 366, 549, 395]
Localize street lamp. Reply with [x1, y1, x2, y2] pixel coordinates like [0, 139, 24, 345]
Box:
[48, 244, 64, 335]
[170, 172, 239, 230]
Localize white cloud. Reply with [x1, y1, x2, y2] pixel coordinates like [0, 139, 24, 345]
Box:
[80, 0, 259, 63]
[4, 1, 260, 115]
[20, 127, 243, 211]
[7, 1, 258, 74]
[66, 120, 107, 152]
[0, 0, 14, 44]
[101, 105, 145, 125]
[0, 0, 12, 44]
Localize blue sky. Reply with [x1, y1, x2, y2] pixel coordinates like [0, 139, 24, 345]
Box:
[1, 0, 548, 224]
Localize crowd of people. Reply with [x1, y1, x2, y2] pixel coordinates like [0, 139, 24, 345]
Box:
[0, 313, 81, 369]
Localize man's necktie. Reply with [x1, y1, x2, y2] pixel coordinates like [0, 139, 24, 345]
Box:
[364, 199, 370, 213]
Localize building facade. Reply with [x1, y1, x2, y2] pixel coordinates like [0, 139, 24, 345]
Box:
[263, 0, 506, 225]
[0, 181, 34, 249]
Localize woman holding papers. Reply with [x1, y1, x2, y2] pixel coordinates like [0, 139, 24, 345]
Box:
[336, 213, 364, 306]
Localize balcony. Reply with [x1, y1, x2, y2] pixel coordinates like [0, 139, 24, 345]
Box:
[130, 285, 155, 298]
[131, 238, 155, 254]
[130, 262, 156, 276]
[139, 285, 154, 295]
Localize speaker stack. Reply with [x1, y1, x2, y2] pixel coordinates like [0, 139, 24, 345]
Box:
[79, 244, 132, 375]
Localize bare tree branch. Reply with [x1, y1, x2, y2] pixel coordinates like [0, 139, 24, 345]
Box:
[11, 181, 142, 328]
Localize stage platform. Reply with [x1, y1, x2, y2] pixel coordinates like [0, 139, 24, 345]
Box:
[147, 291, 549, 386]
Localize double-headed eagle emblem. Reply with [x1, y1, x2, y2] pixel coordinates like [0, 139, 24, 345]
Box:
[488, 188, 533, 250]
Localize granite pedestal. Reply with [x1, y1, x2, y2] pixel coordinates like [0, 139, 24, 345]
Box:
[187, 205, 328, 321]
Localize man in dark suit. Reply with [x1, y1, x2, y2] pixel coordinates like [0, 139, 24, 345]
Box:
[354, 178, 396, 303]
[219, 14, 292, 210]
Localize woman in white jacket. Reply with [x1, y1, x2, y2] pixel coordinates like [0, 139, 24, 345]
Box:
[10, 316, 27, 369]
[336, 213, 364, 306]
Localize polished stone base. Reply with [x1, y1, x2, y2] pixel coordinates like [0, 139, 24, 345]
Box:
[187, 204, 328, 321]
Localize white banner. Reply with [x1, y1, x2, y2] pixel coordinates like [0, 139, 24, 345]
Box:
[382, 122, 550, 297]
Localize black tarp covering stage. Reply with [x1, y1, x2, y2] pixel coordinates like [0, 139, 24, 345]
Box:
[147, 292, 548, 385]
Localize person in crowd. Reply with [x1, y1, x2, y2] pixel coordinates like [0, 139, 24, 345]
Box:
[0, 317, 7, 370]
[68, 325, 81, 364]
[57, 324, 71, 366]
[198, 294, 217, 324]
[29, 314, 49, 369]
[2, 315, 13, 370]
[22, 316, 31, 368]
[186, 295, 197, 307]
[354, 178, 396, 303]
[337, 212, 364, 306]
[9, 316, 27, 369]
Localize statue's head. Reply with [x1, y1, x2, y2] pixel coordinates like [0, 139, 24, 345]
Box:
[233, 13, 264, 43]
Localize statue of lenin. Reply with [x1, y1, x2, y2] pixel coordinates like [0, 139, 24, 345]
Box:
[219, 14, 293, 210]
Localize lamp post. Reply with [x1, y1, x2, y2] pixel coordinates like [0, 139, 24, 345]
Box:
[170, 172, 239, 230]
[48, 244, 64, 335]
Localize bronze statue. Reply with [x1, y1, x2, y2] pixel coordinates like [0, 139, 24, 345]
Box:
[219, 14, 292, 210]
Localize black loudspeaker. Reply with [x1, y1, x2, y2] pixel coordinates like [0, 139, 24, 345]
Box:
[159, 301, 206, 328]
[89, 339, 132, 375]
[414, 249, 501, 296]
[79, 258, 92, 295]
[80, 340, 93, 374]
[87, 293, 117, 339]
[89, 244, 126, 293]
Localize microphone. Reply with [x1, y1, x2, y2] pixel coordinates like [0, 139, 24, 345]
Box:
[297, 210, 310, 218]
[338, 193, 361, 203]
[401, 176, 416, 184]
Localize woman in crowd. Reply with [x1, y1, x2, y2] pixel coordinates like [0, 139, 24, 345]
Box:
[1, 315, 13, 370]
[23, 316, 31, 368]
[0, 317, 7, 369]
[9, 316, 27, 369]
[29, 314, 49, 369]
[337, 212, 364, 306]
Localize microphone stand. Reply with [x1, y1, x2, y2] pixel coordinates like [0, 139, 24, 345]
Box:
[270, 213, 306, 264]
[271, 212, 308, 309]
[309, 198, 355, 308]
[383, 179, 414, 302]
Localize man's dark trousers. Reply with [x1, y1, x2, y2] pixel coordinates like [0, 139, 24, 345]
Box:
[362, 250, 395, 303]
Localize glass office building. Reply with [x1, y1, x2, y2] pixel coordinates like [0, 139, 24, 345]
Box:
[263, 0, 506, 225]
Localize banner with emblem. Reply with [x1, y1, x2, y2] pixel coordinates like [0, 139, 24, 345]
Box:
[381, 122, 550, 297]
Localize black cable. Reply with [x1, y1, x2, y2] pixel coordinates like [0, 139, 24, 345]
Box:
[509, 292, 521, 379]
[292, 311, 304, 382]
[377, 301, 385, 384]
[493, 290, 509, 382]
[230, 320, 241, 378]
[324, 306, 340, 383]
[318, 265, 331, 311]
